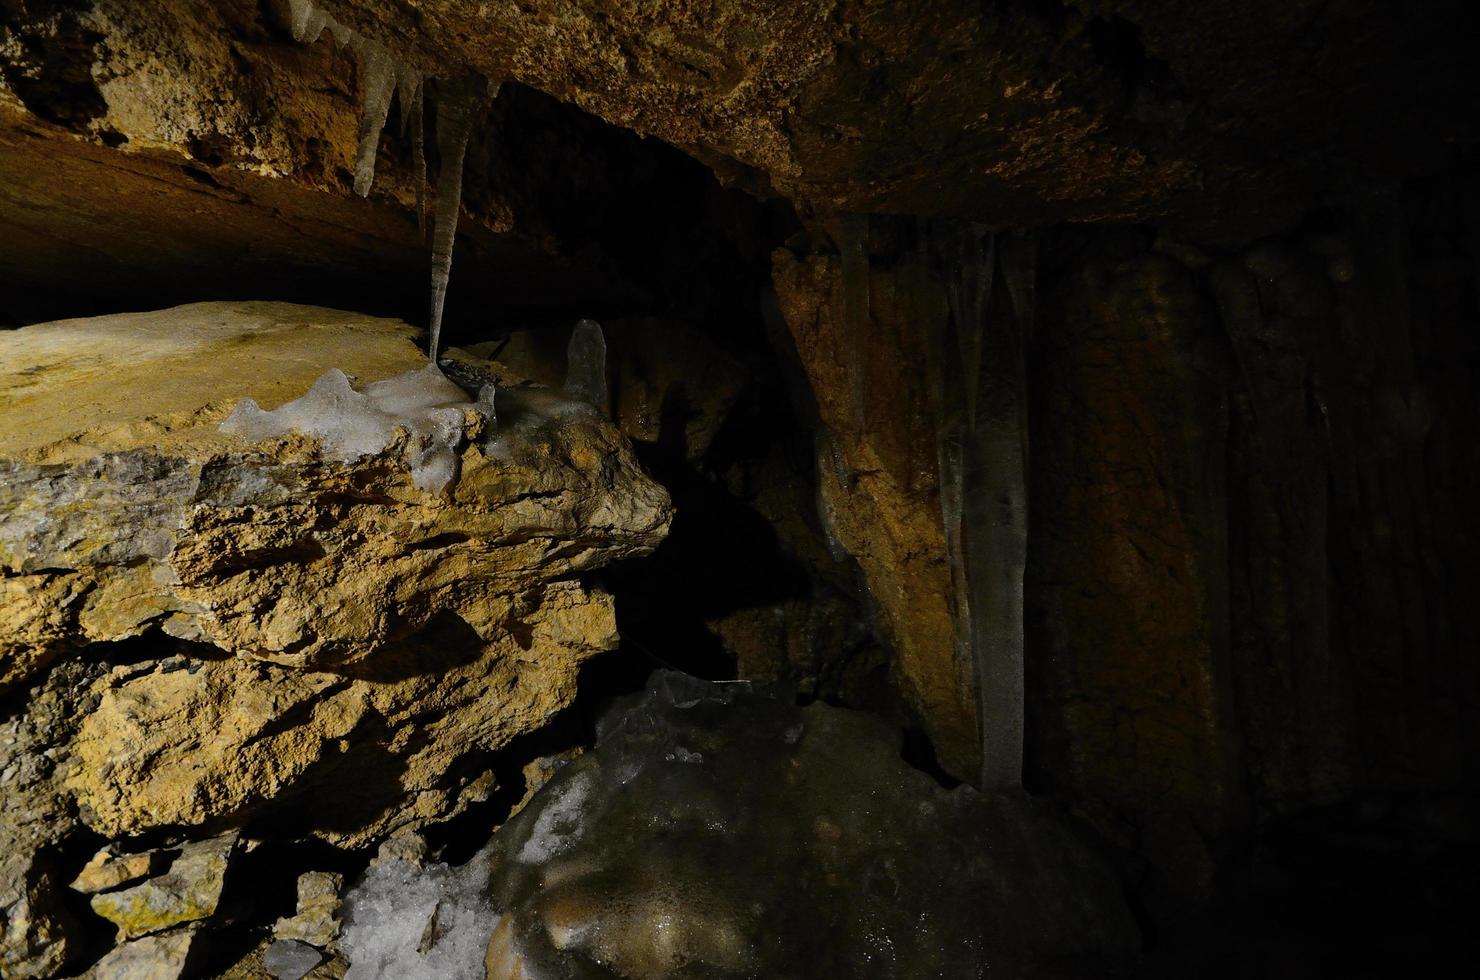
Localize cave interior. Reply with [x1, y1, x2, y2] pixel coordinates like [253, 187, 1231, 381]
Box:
[0, 0, 1476, 977]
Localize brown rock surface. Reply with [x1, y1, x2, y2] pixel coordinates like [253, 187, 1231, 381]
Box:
[1027, 236, 1239, 903]
[770, 238, 977, 778]
[307, 0, 1469, 229]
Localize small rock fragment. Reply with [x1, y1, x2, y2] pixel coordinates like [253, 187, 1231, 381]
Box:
[70, 846, 170, 896]
[89, 834, 237, 940]
[83, 925, 199, 980]
[273, 871, 344, 947]
[263, 939, 324, 980]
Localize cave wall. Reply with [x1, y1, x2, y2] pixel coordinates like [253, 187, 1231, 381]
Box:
[765, 166, 1480, 903]
[1026, 173, 1480, 904]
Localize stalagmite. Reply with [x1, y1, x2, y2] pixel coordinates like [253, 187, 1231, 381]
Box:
[427, 77, 494, 364]
[351, 37, 398, 198]
[564, 319, 609, 411]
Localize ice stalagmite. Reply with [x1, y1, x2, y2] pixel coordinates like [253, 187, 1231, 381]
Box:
[564, 319, 608, 411]
[351, 37, 398, 197]
[428, 77, 494, 364]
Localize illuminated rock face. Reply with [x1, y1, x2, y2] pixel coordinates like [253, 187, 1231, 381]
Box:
[0, 302, 671, 976]
[460, 674, 1138, 979]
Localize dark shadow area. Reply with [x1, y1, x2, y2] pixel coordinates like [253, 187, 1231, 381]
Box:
[341, 609, 485, 683]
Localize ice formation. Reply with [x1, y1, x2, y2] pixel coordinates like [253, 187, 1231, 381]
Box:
[397, 70, 429, 236]
[563, 318, 608, 410]
[283, 2, 496, 360]
[428, 76, 494, 364]
[351, 37, 397, 198]
[219, 363, 494, 492]
[471, 671, 1138, 978]
[340, 854, 498, 980]
[920, 222, 1035, 791]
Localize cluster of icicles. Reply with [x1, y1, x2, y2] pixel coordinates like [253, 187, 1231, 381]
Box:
[286, 0, 492, 363]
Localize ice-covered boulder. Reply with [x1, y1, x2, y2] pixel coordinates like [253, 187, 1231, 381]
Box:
[339, 672, 1140, 979]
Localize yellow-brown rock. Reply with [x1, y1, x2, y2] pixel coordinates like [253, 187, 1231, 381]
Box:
[0, 301, 671, 848]
[770, 245, 978, 779]
[89, 834, 237, 941]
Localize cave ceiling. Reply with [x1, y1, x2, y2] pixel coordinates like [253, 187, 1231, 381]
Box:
[317, 0, 1475, 233]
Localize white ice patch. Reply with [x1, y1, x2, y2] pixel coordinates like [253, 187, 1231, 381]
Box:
[220, 363, 494, 492]
[340, 855, 498, 980]
[516, 767, 596, 864]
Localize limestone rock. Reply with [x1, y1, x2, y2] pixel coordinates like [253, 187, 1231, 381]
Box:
[89, 834, 237, 941]
[70, 848, 171, 896]
[0, 302, 670, 964]
[82, 925, 201, 980]
[264, 939, 325, 980]
[0, 661, 99, 979]
[273, 872, 344, 947]
[771, 244, 978, 778]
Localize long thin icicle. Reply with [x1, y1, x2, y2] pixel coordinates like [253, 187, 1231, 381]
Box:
[427, 76, 493, 364]
[351, 37, 398, 198]
[923, 221, 1035, 791]
[963, 231, 1031, 792]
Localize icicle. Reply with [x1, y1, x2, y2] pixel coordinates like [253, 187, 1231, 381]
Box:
[286, 0, 328, 44]
[921, 222, 982, 786]
[397, 70, 429, 238]
[350, 37, 397, 198]
[965, 230, 1034, 791]
[922, 221, 1034, 791]
[837, 213, 870, 435]
[324, 17, 354, 47]
[997, 231, 1038, 343]
[564, 319, 609, 411]
[427, 76, 493, 364]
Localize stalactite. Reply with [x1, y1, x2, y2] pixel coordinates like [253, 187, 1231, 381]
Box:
[286, 0, 329, 44]
[281, 3, 497, 366]
[427, 76, 494, 364]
